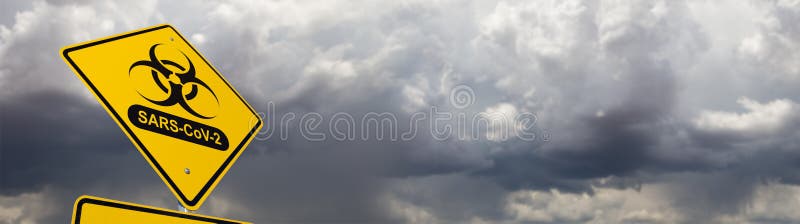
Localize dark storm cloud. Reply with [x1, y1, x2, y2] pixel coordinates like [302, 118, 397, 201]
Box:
[471, 0, 701, 193]
[3, 0, 800, 223]
[0, 91, 178, 223]
[0, 91, 126, 194]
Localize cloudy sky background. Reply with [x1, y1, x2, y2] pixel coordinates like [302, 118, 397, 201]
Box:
[2, 0, 800, 223]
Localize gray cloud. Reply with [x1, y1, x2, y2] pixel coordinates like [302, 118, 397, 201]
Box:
[2, 0, 800, 223]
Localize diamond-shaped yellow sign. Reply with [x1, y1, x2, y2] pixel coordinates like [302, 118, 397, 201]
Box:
[61, 24, 263, 210]
[72, 195, 248, 224]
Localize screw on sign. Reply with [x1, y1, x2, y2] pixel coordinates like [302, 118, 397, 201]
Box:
[61, 24, 262, 218]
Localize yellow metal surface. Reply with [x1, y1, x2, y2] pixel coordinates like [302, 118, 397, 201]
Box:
[71, 195, 248, 224]
[61, 24, 263, 210]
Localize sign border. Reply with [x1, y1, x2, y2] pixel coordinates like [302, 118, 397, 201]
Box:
[72, 195, 248, 224]
[61, 24, 263, 210]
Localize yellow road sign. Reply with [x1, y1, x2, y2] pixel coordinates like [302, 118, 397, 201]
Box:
[72, 195, 248, 224]
[61, 24, 263, 210]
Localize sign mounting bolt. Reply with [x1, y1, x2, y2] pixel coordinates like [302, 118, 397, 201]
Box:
[184, 168, 190, 174]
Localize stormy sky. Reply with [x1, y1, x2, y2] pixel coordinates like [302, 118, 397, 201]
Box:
[3, 0, 800, 223]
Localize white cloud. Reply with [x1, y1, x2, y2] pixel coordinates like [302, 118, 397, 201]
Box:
[738, 0, 800, 79]
[190, 33, 206, 45]
[504, 181, 800, 224]
[480, 103, 519, 142]
[736, 183, 800, 223]
[694, 97, 797, 132]
[3, 0, 800, 223]
[0, 206, 21, 224]
[505, 186, 681, 224]
[0, 190, 53, 224]
[402, 85, 427, 113]
[385, 193, 441, 224]
[506, 180, 800, 224]
[0, 0, 160, 100]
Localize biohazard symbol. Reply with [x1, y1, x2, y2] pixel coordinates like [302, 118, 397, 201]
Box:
[129, 44, 219, 119]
